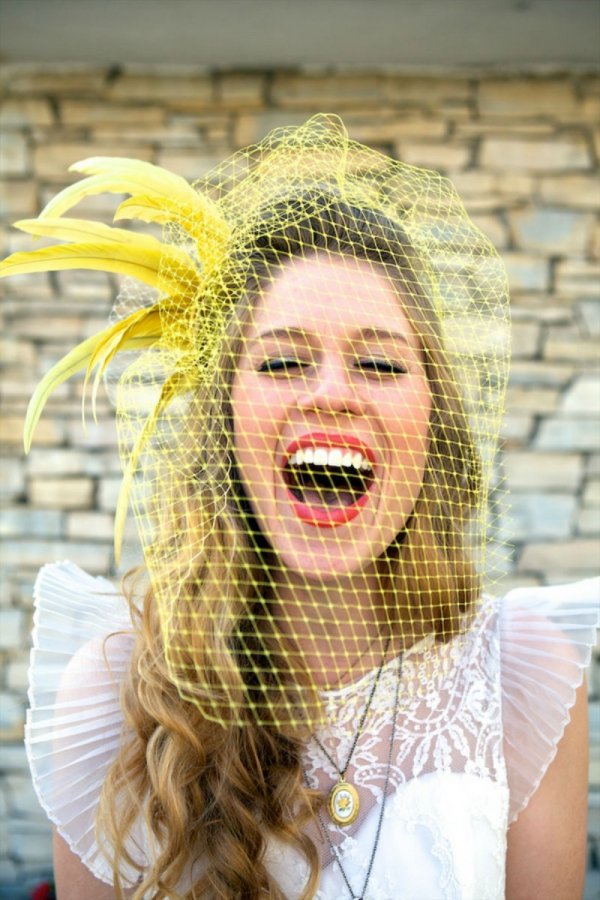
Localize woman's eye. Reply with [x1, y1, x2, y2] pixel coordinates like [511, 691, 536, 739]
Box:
[258, 357, 308, 374]
[356, 358, 407, 375]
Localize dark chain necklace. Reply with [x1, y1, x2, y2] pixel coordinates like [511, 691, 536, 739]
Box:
[311, 653, 403, 900]
[312, 636, 391, 827]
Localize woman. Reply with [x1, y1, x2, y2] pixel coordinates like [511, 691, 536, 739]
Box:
[2, 115, 597, 899]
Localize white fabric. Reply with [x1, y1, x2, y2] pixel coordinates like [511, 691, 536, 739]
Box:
[25, 562, 599, 898]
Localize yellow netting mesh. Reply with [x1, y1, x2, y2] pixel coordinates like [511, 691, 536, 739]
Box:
[2, 114, 509, 728]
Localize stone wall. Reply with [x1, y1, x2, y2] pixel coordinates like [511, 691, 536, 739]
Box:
[0, 65, 598, 892]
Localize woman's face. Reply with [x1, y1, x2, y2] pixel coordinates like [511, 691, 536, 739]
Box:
[231, 253, 432, 581]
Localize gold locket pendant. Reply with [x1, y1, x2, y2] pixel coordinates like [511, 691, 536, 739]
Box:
[327, 780, 360, 826]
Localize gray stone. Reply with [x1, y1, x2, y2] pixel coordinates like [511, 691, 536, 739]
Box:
[66, 418, 118, 450]
[6, 64, 106, 95]
[26, 449, 92, 476]
[503, 253, 548, 291]
[9, 576, 36, 611]
[0, 97, 53, 127]
[468, 214, 508, 248]
[66, 511, 114, 541]
[0, 459, 24, 503]
[7, 821, 52, 865]
[500, 413, 533, 445]
[535, 418, 600, 451]
[510, 298, 572, 326]
[55, 269, 113, 300]
[478, 80, 580, 118]
[28, 477, 95, 510]
[0, 693, 24, 737]
[560, 376, 600, 416]
[0, 610, 23, 650]
[399, 142, 470, 173]
[500, 493, 576, 541]
[591, 749, 600, 793]
[503, 452, 583, 491]
[588, 456, 600, 477]
[109, 72, 213, 103]
[0, 742, 28, 773]
[578, 300, 600, 338]
[0, 857, 18, 882]
[511, 208, 595, 256]
[539, 174, 600, 210]
[5, 659, 28, 691]
[5, 776, 44, 818]
[583, 479, 600, 507]
[98, 476, 122, 512]
[509, 361, 574, 388]
[590, 658, 600, 699]
[506, 387, 558, 413]
[518, 539, 600, 574]
[156, 149, 225, 180]
[0, 541, 112, 573]
[0, 132, 30, 177]
[0, 338, 36, 368]
[555, 259, 600, 296]
[577, 508, 600, 535]
[544, 338, 599, 363]
[510, 207, 594, 256]
[0, 415, 63, 448]
[0, 508, 63, 539]
[481, 136, 591, 172]
[511, 321, 541, 358]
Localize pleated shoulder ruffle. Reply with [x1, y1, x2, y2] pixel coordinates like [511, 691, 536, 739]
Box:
[25, 561, 139, 885]
[24, 562, 599, 884]
[499, 577, 600, 823]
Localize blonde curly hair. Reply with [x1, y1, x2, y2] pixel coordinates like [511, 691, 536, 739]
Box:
[98, 197, 481, 899]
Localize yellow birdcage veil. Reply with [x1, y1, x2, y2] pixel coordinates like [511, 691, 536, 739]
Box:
[1, 114, 509, 729]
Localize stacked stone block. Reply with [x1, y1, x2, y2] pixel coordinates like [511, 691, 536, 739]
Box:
[0, 65, 598, 888]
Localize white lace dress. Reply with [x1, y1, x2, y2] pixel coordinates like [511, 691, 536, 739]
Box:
[25, 562, 599, 899]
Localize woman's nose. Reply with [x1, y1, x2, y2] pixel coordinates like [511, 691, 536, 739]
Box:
[297, 359, 363, 416]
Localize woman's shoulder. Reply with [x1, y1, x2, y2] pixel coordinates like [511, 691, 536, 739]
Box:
[492, 577, 599, 822]
[29, 560, 135, 712]
[26, 560, 138, 885]
[495, 576, 599, 690]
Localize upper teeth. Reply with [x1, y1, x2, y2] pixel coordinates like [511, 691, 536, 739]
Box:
[288, 447, 373, 472]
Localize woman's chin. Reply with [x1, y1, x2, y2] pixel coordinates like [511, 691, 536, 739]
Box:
[268, 539, 379, 584]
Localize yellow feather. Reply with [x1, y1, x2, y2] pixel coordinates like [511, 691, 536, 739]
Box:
[113, 367, 194, 563]
[14, 216, 149, 245]
[114, 195, 230, 251]
[0, 243, 167, 290]
[39, 157, 230, 254]
[23, 311, 163, 452]
[86, 306, 162, 420]
[41, 157, 199, 218]
[11, 217, 201, 283]
[23, 334, 98, 453]
[0, 231, 201, 297]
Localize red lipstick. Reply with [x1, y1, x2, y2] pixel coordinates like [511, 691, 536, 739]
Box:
[282, 431, 376, 528]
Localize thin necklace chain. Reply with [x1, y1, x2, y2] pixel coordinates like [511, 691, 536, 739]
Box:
[313, 635, 391, 780]
[314, 653, 403, 900]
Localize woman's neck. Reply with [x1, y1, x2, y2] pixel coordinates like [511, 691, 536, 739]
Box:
[270, 565, 397, 688]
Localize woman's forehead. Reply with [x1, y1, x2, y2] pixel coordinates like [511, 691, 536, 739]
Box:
[248, 254, 417, 342]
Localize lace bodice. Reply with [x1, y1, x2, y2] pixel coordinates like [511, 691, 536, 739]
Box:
[25, 563, 599, 898]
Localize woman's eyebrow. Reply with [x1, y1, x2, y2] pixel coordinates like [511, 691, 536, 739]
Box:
[249, 327, 312, 346]
[355, 327, 411, 347]
[249, 326, 413, 349]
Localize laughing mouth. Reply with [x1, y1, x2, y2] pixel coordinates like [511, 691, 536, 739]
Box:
[282, 434, 376, 526]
